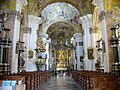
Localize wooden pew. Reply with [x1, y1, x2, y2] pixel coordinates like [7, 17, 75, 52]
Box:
[11, 73, 31, 90]
[72, 70, 120, 90]
[0, 71, 52, 90]
[0, 75, 26, 90]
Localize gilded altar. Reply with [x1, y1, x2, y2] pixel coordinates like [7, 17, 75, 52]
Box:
[56, 49, 68, 70]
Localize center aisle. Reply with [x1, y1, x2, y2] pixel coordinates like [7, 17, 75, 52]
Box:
[41, 75, 82, 90]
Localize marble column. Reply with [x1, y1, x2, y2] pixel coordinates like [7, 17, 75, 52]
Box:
[79, 15, 92, 70]
[28, 15, 42, 71]
[74, 33, 84, 70]
[90, 27, 99, 71]
[92, 0, 110, 72]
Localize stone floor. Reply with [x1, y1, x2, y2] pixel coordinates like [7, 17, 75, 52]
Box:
[41, 75, 82, 90]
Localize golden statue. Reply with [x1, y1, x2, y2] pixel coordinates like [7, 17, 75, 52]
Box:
[58, 50, 64, 60]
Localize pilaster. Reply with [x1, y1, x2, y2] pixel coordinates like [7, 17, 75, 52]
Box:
[79, 15, 93, 70]
[74, 33, 84, 70]
[28, 15, 42, 71]
[22, 27, 31, 71]
[92, 0, 110, 72]
[4, 10, 22, 73]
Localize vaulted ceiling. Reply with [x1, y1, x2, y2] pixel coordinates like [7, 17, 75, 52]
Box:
[43, 2, 78, 46]
[47, 21, 75, 39]
[28, 0, 94, 16]
[41, 2, 80, 28]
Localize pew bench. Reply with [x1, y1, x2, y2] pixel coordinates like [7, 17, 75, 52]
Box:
[0, 75, 26, 90]
[72, 71, 120, 90]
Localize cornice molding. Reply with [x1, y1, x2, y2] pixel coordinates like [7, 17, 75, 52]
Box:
[28, 15, 42, 25]
[74, 33, 83, 41]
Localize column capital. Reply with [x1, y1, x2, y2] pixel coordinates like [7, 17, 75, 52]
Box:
[74, 33, 83, 42]
[28, 15, 42, 25]
[17, 0, 28, 6]
[86, 14, 92, 22]
[79, 16, 87, 25]
[92, 0, 103, 7]
[79, 16, 85, 24]
[9, 10, 22, 21]
[39, 33, 48, 39]
[79, 15, 91, 24]
[23, 27, 31, 34]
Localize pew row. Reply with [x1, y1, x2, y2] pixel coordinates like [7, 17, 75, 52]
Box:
[0, 71, 52, 90]
[72, 70, 120, 90]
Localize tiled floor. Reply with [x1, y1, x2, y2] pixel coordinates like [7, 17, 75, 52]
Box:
[41, 75, 82, 90]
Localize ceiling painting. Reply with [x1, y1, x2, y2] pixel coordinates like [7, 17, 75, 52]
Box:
[41, 2, 80, 31]
[27, 0, 94, 16]
[47, 21, 75, 48]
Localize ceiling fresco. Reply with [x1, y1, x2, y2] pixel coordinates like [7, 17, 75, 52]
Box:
[47, 22, 75, 47]
[41, 2, 80, 29]
[47, 21, 75, 39]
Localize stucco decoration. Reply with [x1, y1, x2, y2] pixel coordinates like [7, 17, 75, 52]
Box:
[0, 0, 16, 12]
[104, 0, 120, 10]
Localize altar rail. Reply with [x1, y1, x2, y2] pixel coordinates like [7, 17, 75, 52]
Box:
[72, 70, 120, 90]
[0, 71, 52, 90]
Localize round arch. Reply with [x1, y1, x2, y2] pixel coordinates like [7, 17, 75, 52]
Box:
[31, 0, 83, 16]
[45, 20, 77, 34]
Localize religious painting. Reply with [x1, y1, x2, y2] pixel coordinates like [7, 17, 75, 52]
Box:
[87, 48, 94, 60]
[28, 50, 33, 58]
